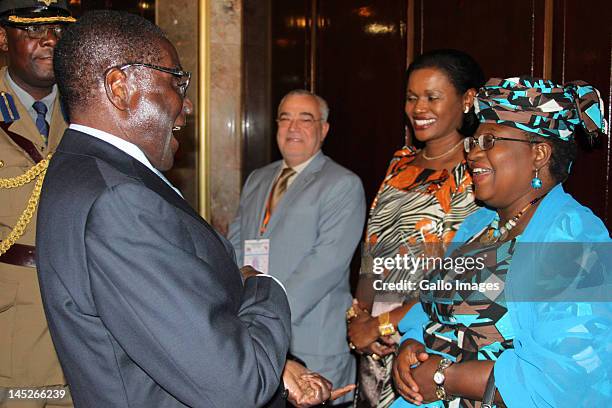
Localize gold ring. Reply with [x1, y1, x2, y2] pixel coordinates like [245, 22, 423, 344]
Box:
[345, 306, 357, 321]
[371, 353, 381, 361]
[348, 342, 356, 350]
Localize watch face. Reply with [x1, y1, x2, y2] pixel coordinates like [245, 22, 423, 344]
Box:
[433, 371, 445, 385]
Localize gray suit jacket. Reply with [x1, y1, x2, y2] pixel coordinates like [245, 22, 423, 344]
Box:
[36, 129, 291, 408]
[228, 152, 365, 357]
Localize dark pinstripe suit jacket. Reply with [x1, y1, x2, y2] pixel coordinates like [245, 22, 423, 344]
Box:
[36, 129, 291, 408]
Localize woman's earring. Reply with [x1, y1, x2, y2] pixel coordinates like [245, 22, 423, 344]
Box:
[531, 168, 542, 189]
[464, 106, 469, 114]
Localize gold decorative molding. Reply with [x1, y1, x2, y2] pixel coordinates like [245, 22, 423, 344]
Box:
[198, 0, 210, 219]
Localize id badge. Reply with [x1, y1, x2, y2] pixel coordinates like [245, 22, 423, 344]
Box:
[243, 239, 270, 274]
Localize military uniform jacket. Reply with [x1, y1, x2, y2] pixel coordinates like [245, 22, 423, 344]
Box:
[0, 66, 68, 387]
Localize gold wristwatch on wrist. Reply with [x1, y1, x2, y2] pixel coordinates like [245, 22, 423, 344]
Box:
[433, 358, 454, 401]
[377, 312, 396, 336]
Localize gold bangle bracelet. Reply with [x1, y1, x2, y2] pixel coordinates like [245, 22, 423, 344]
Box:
[377, 312, 396, 336]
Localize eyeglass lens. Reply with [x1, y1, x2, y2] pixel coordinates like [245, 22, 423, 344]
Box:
[464, 134, 496, 153]
[24, 25, 63, 39]
[276, 117, 317, 129]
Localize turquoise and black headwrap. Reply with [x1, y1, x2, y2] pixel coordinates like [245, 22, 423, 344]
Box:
[475, 76, 608, 143]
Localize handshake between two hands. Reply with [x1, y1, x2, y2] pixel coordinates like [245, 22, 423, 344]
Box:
[239, 267, 356, 406]
[283, 360, 356, 407]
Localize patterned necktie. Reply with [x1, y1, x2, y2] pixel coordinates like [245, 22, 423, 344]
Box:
[260, 167, 296, 233]
[32, 101, 49, 143]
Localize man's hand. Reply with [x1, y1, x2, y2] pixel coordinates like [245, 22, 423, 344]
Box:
[283, 360, 329, 408]
[240, 265, 260, 280]
[392, 339, 429, 405]
[283, 360, 356, 407]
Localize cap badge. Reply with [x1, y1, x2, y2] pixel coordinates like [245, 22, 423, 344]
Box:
[38, 0, 59, 6]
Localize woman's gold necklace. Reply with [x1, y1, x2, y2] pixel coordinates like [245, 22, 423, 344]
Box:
[421, 139, 464, 160]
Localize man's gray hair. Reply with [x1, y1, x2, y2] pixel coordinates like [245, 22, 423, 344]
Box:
[278, 89, 329, 122]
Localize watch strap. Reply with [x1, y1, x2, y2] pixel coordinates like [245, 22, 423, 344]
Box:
[434, 358, 454, 401]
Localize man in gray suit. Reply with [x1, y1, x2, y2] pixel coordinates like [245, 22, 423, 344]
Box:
[36, 11, 291, 407]
[229, 90, 366, 403]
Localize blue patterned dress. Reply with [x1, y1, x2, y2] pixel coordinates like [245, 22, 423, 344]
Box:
[418, 237, 519, 407]
[392, 184, 612, 408]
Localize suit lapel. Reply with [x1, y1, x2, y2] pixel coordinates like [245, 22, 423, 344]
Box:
[134, 162, 205, 225]
[263, 153, 326, 234]
[60, 129, 215, 234]
[131, 159, 230, 250]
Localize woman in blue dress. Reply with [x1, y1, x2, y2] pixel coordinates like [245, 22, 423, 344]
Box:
[390, 76, 611, 407]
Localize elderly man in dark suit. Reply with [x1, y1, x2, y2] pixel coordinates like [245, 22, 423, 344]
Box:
[0, 1, 75, 406]
[35, 11, 292, 407]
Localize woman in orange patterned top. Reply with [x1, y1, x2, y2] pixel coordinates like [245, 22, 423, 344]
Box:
[348, 49, 484, 408]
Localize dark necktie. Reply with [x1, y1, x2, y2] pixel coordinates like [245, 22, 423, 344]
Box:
[32, 101, 49, 143]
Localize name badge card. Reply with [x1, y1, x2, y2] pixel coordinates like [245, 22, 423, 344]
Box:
[243, 239, 270, 274]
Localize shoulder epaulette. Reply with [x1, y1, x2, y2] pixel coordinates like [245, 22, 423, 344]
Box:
[0, 92, 20, 123]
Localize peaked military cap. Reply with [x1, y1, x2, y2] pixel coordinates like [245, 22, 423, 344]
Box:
[0, 0, 75, 25]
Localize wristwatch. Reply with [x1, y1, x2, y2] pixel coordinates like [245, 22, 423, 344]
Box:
[433, 358, 454, 401]
[377, 312, 396, 336]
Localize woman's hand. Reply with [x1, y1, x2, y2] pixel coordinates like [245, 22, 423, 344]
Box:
[392, 339, 430, 404]
[347, 304, 380, 352]
[363, 339, 397, 357]
[410, 355, 444, 404]
[347, 302, 397, 356]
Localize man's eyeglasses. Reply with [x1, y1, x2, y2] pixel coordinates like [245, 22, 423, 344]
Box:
[14, 25, 64, 40]
[109, 63, 192, 97]
[464, 133, 538, 153]
[276, 116, 323, 129]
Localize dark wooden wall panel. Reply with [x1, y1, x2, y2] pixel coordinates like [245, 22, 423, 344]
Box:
[243, 0, 611, 229]
[268, 0, 312, 163]
[413, 0, 546, 80]
[316, 0, 408, 204]
[551, 0, 612, 227]
[243, 0, 273, 177]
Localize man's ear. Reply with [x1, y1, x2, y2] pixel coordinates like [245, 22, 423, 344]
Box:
[321, 121, 330, 141]
[104, 68, 130, 111]
[0, 26, 9, 53]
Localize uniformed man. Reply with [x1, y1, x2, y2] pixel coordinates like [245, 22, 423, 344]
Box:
[0, 1, 75, 407]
